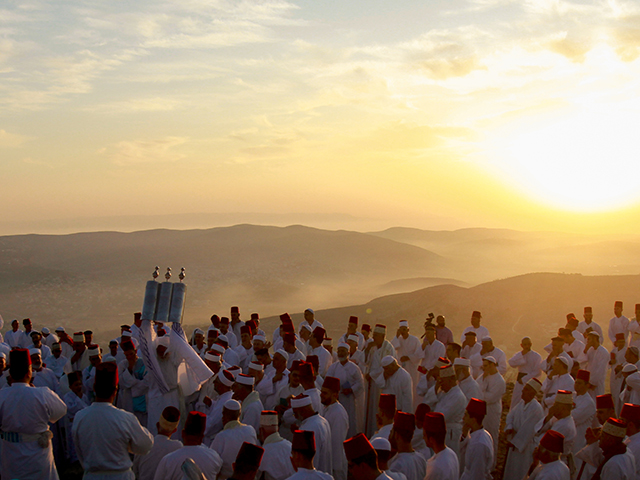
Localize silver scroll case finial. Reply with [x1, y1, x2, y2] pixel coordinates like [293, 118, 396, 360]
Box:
[165, 267, 172, 281]
[179, 267, 186, 282]
[152, 266, 160, 280]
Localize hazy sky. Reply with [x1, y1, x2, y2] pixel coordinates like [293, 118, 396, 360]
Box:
[2, 0, 640, 235]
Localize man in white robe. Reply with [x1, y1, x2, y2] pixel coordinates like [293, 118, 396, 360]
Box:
[534, 391, 576, 470]
[320, 376, 349, 480]
[471, 337, 507, 377]
[73, 362, 154, 479]
[508, 336, 542, 409]
[364, 324, 396, 437]
[525, 430, 570, 480]
[374, 356, 413, 415]
[620, 402, 640, 479]
[287, 430, 333, 480]
[459, 398, 494, 480]
[233, 373, 264, 433]
[541, 357, 574, 410]
[584, 331, 610, 397]
[133, 406, 183, 480]
[572, 369, 596, 454]
[292, 393, 333, 475]
[609, 334, 628, 412]
[388, 412, 427, 480]
[608, 300, 630, 346]
[257, 349, 290, 409]
[390, 321, 422, 396]
[460, 311, 490, 343]
[327, 343, 365, 437]
[420, 325, 445, 372]
[210, 399, 259, 480]
[344, 434, 394, 480]
[461, 332, 482, 362]
[258, 411, 295, 480]
[594, 417, 636, 479]
[577, 306, 603, 336]
[503, 378, 544, 480]
[454, 358, 481, 401]
[423, 412, 458, 480]
[433, 364, 466, 456]
[4, 319, 23, 348]
[476, 356, 506, 456]
[0, 349, 68, 480]
[338, 316, 365, 350]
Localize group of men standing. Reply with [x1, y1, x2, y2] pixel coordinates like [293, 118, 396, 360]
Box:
[1, 301, 640, 480]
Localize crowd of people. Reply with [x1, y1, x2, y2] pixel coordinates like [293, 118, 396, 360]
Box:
[1, 301, 640, 480]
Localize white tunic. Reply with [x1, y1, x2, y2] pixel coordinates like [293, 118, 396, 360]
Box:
[299, 413, 333, 475]
[424, 446, 458, 480]
[321, 401, 349, 480]
[4, 329, 24, 348]
[371, 423, 392, 442]
[433, 385, 466, 455]
[374, 366, 413, 414]
[572, 393, 595, 454]
[609, 315, 630, 345]
[460, 326, 489, 344]
[535, 416, 576, 464]
[388, 451, 427, 480]
[470, 347, 507, 377]
[310, 346, 333, 378]
[133, 434, 183, 480]
[599, 450, 636, 479]
[326, 360, 365, 437]
[204, 390, 233, 444]
[459, 428, 493, 480]
[365, 340, 396, 436]
[503, 398, 543, 480]
[624, 431, 640, 478]
[527, 460, 570, 480]
[0, 383, 67, 480]
[391, 334, 423, 392]
[210, 420, 258, 480]
[477, 371, 505, 455]
[73, 402, 154, 480]
[508, 349, 542, 409]
[154, 444, 223, 480]
[259, 433, 295, 480]
[257, 368, 290, 410]
[458, 375, 481, 402]
[577, 320, 603, 338]
[421, 339, 445, 370]
[285, 467, 334, 480]
[541, 373, 575, 410]
[460, 342, 481, 361]
[240, 390, 264, 433]
[47, 354, 72, 379]
[584, 345, 609, 395]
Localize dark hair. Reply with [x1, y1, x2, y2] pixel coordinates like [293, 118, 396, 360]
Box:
[9, 364, 29, 381]
[350, 450, 378, 469]
[94, 379, 117, 399]
[393, 427, 413, 443]
[447, 343, 461, 355]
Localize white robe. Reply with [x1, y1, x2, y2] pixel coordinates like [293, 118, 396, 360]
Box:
[73, 402, 154, 480]
[321, 401, 349, 480]
[608, 315, 630, 345]
[374, 366, 413, 414]
[240, 390, 264, 433]
[256, 368, 290, 410]
[133, 434, 183, 480]
[526, 460, 570, 480]
[424, 446, 458, 480]
[0, 383, 67, 480]
[459, 428, 493, 480]
[210, 420, 258, 480]
[534, 416, 576, 466]
[458, 374, 481, 402]
[460, 326, 489, 344]
[154, 444, 223, 480]
[365, 340, 396, 436]
[624, 431, 640, 478]
[571, 393, 595, 454]
[310, 346, 333, 378]
[599, 450, 636, 479]
[259, 433, 295, 480]
[421, 339, 445, 370]
[434, 385, 466, 456]
[326, 360, 365, 437]
[584, 345, 609, 396]
[284, 467, 334, 480]
[299, 413, 333, 475]
[503, 398, 543, 480]
[477, 371, 505, 455]
[508, 349, 542, 409]
[388, 451, 427, 480]
[391, 334, 422, 394]
[541, 373, 574, 410]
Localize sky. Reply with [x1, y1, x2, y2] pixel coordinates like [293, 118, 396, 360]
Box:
[2, 0, 640, 235]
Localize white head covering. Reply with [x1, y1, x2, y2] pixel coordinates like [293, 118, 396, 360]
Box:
[398, 320, 409, 328]
[204, 352, 221, 362]
[275, 349, 289, 361]
[370, 437, 391, 451]
[291, 395, 312, 408]
[381, 356, 395, 367]
[454, 357, 470, 367]
[224, 399, 241, 411]
[483, 355, 497, 364]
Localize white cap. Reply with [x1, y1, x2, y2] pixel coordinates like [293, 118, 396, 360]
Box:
[194, 328, 204, 336]
[291, 395, 313, 408]
[337, 342, 349, 350]
[224, 399, 241, 411]
[555, 356, 570, 369]
[41, 327, 50, 334]
[301, 324, 313, 332]
[526, 378, 543, 393]
[88, 346, 101, 357]
[323, 338, 332, 346]
[122, 331, 132, 338]
[347, 334, 359, 343]
[603, 420, 627, 438]
[588, 331, 602, 340]
[481, 336, 492, 343]
[236, 374, 255, 386]
[439, 365, 456, 377]
[204, 352, 221, 363]
[249, 362, 264, 372]
[275, 349, 289, 361]
[218, 334, 229, 344]
[218, 370, 235, 387]
[483, 355, 497, 365]
[55, 326, 65, 332]
[260, 411, 279, 426]
[370, 437, 391, 451]
[454, 358, 470, 367]
[623, 363, 638, 373]
[211, 344, 225, 355]
[28, 347, 41, 356]
[102, 355, 117, 363]
[253, 335, 266, 343]
[398, 320, 409, 328]
[555, 391, 573, 405]
[381, 355, 395, 367]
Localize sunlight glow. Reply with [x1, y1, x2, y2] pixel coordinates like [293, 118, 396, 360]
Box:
[487, 107, 640, 212]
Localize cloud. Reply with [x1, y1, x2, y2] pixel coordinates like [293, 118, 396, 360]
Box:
[0, 129, 31, 147]
[100, 136, 189, 165]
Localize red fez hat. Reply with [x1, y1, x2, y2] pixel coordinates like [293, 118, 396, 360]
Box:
[596, 394, 615, 410]
[361, 324, 371, 332]
[231, 306, 239, 313]
[423, 412, 446, 435]
[283, 332, 297, 345]
[393, 412, 415, 432]
[615, 301, 623, 307]
[240, 325, 252, 336]
[10, 348, 32, 368]
[312, 327, 325, 340]
[67, 371, 82, 385]
[245, 319, 257, 331]
[95, 362, 119, 388]
[472, 311, 481, 318]
[349, 316, 358, 325]
[251, 313, 259, 320]
[566, 313, 577, 321]
[280, 313, 291, 323]
[220, 316, 230, 325]
[290, 360, 303, 372]
[621, 403, 640, 424]
[207, 329, 218, 338]
[466, 398, 487, 417]
[292, 430, 316, 453]
[236, 442, 265, 469]
[584, 306, 592, 313]
[298, 362, 314, 379]
[540, 430, 564, 453]
[282, 323, 294, 333]
[306, 356, 319, 371]
[184, 411, 207, 436]
[323, 376, 341, 392]
[379, 394, 397, 413]
[415, 403, 431, 423]
[576, 369, 590, 383]
[343, 433, 374, 461]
